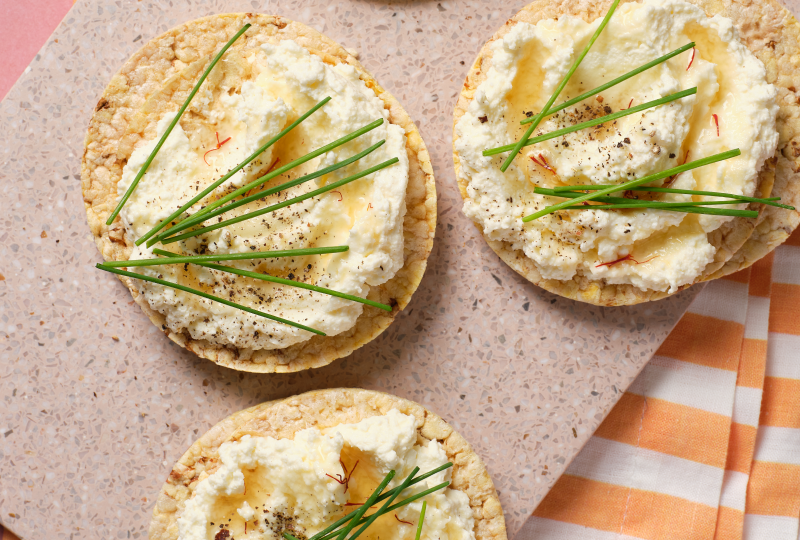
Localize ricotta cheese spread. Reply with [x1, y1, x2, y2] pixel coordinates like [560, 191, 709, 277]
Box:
[117, 40, 409, 351]
[454, 0, 778, 292]
[176, 410, 475, 540]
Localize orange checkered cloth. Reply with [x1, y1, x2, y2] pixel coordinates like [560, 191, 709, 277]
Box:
[518, 230, 800, 540]
[3, 238, 799, 540]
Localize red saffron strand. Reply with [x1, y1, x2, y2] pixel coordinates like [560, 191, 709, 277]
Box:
[596, 254, 632, 267]
[332, 190, 343, 202]
[687, 47, 696, 70]
[538, 154, 557, 175]
[395, 515, 414, 525]
[326, 473, 346, 484]
[531, 155, 556, 175]
[596, 254, 657, 268]
[712, 114, 720, 137]
[203, 131, 232, 166]
[326, 460, 359, 492]
[343, 460, 358, 493]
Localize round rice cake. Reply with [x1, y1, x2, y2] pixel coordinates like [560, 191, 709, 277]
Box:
[147, 388, 507, 540]
[81, 14, 437, 372]
[452, 0, 800, 306]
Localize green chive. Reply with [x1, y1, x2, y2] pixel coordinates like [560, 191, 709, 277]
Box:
[535, 187, 757, 208]
[334, 471, 396, 540]
[484, 88, 697, 157]
[284, 534, 302, 540]
[499, 0, 621, 172]
[317, 482, 451, 540]
[520, 43, 695, 125]
[151, 140, 386, 244]
[551, 185, 795, 210]
[415, 502, 427, 540]
[162, 158, 399, 245]
[95, 264, 325, 335]
[185, 118, 385, 225]
[348, 468, 420, 540]
[557, 202, 758, 218]
[102, 246, 348, 268]
[376, 481, 449, 515]
[136, 96, 332, 246]
[152, 249, 392, 312]
[309, 463, 453, 540]
[106, 24, 251, 226]
[522, 149, 741, 222]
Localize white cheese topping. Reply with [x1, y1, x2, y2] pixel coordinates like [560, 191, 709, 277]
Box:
[118, 40, 409, 351]
[454, 0, 778, 292]
[177, 410, 475, 540]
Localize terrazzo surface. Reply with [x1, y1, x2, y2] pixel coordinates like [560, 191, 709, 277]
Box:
[5, 0, 793, 538]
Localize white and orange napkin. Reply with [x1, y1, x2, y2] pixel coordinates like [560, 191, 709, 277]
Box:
[518, 231, 800, 540]
[2, 246, 798, 540]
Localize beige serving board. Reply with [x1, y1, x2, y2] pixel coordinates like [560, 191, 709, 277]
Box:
[3, 0, 786, 538]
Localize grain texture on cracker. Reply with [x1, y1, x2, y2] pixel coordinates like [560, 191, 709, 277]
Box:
[452, 0, 800, 305]
[148, 389, 507, 540]
[81, 14, 436, 371]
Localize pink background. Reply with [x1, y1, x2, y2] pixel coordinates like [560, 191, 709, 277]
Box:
[3, 0, 790, 539]
[0, 0, 73, 100]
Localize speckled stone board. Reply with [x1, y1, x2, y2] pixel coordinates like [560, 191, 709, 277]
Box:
[5, 0, 790, 538]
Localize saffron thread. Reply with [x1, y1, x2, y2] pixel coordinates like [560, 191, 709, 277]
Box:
[538, 154, 556, 175]
[327, 460, 359, 492]
[596, 254, 657, 268]
[712, 114, 720, 137]
[395, 515, 413, 525]
[203, 132, 232, 166]
[687, 47, 696, 70]
[531, 155, 556, 175]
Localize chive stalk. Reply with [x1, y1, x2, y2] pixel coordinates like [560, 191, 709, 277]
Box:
[316, 482, 451, 540]
[522, 149, 741, 222]
[162, 158, 398, 245]
[499, 0, 621, 171]
[415, 502, 427, 540]
[533, 187, 758, 217]
[308, 463, 453, 540]
[520, 42, 695, 125]
[101, 246, 348, 268]
[550, 185, 794, 210]
[334, 471, 396, 540]
[181, 118, 385, 228]
[107, 24, 251, 226]
[348, 468, 420, 540]
[95, 264, 324, 335]
[152, 249, 392, 312]
[484, 88, 697, 157]
[136, 96, 332, 246]
[556, 202, 758, 218]
[152, 140, 386, 244]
